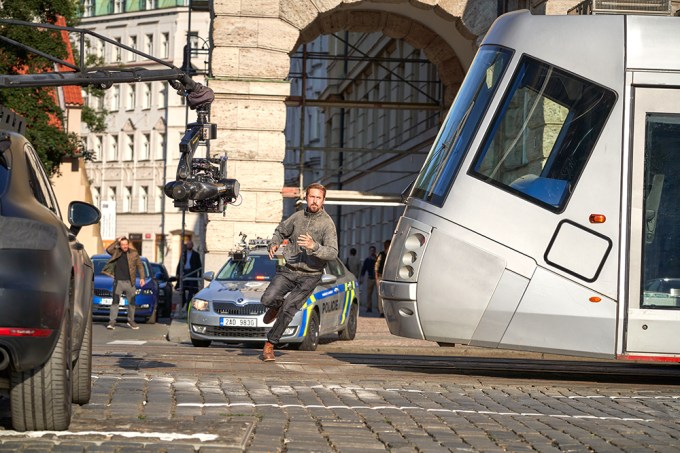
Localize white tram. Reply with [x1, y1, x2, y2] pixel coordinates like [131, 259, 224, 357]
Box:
[380, 10, 680, 362]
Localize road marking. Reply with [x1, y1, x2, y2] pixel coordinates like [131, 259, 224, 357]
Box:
[107, 340, 147, 345]
[176, 402, 654, 422]
[0, 431, 218, 442]
[555, 395, 680, 400]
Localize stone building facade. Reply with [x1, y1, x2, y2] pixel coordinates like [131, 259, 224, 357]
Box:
[204, 0, 583, 272]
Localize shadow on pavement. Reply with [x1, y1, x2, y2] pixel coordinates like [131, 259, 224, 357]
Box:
[326, 352, 680, 385]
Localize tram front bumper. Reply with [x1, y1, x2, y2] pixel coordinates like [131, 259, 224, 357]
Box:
[379, 280, 425, 340]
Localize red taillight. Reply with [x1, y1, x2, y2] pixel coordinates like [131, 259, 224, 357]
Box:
[0, 328, 53, 337]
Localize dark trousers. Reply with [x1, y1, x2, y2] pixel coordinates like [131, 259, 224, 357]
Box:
[261, 268, 321, 345]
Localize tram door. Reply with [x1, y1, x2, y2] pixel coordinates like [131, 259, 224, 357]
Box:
[626, 87, 680, 355]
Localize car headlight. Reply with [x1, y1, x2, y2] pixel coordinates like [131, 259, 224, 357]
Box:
[191, 298, 210, 311]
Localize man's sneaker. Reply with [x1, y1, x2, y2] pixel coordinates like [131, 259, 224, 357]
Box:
[127, 321, 140, 330]
[106, 324, 115, 330]
[262, 341, 275, 362]
[263, 307, 279, 324]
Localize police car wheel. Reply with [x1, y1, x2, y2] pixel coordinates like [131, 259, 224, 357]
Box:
[339, 302, 358, 341]
[297, 311, 320, 351]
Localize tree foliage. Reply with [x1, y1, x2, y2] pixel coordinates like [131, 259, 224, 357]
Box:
[0, 0, 85, 175]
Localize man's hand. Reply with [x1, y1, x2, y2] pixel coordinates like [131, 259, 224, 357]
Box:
[140, 278, 146, 286]
[297, 233, 316, 251]
[268, 244, 278, 259]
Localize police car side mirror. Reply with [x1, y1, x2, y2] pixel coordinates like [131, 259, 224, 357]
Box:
[321, 274, 337, 285]
[203, 271, 214, 281]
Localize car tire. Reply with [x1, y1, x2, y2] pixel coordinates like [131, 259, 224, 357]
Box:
[339, 302, 358, 341]
[296, 310, 320, 351]
[72, 314, 92, 405]
[146, 304, 157, 324]
[10, 312, 73, 431]
[191, 338, 212, 347]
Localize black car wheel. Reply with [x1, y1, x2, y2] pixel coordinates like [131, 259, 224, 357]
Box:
[339, 302, 358, 341]
[72, 314, 92, 404]
[146, 304, 157, 324]
[10, 312, 73, 431]
[191, 337, 212, 347]
[296, 310, 320, 351]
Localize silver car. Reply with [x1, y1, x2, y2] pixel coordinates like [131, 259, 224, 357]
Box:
[188, 242, 360, 350]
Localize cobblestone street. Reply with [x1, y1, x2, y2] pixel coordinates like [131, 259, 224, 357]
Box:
[1, 315, 679, 452]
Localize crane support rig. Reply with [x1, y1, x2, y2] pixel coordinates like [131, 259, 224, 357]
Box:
[0, 18, 239, 214]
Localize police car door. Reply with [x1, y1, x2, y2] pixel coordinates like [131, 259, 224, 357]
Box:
[319, 259, 343, 334]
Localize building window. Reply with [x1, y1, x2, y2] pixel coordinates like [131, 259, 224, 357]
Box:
[128, 35, 137, 62]
[157, 132, 166, 160]
[139, 186, 148, 212]
[156, 186, 164, 212]
[113, 37, 122, 62]
[114, 0, 125, 13]
[145, 0, 155, 10]
[161, 33, 169, 59]
[93, 136, 102, 161]
[124, 134, 134, 161]
[158, 82, 168, 108]
[92, 186, 100, 208]
[142, 83, 151, 109]
[145, 34, 153, 57]
[108, 186, 116, 203]
[140, 134, 150, 160]
[110, 136, 118, 161]
[83, 0, 94, 16]
[111, 85, 120, 111]
[126, 84, 135, 110]
[123, 186, 131, 212]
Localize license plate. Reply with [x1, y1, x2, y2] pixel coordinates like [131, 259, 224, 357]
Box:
[220, 317, 257, 327]
[98, 298, 127, 306]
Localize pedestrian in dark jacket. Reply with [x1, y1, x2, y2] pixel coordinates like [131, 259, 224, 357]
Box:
[260, 183, 338, 362]
[103, 236, 145, 330]
[176, 240, 202, 308]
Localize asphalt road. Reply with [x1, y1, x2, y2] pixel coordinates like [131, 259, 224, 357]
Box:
[0, 311, 679, 452]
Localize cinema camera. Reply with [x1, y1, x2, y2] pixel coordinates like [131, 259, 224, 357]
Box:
[163, 77, 240, 213]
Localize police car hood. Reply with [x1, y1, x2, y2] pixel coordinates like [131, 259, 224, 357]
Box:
[200, 279, 271, 301]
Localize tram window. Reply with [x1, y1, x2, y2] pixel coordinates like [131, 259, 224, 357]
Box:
[470, 55, 616, 212]
[410, 46, 513, 206]
[641, 113, 680, 309]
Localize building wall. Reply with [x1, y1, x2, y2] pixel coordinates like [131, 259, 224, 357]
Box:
[79, 4, 211, 273]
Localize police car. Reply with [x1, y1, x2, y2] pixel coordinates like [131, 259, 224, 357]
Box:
[188, 239, 360, 350]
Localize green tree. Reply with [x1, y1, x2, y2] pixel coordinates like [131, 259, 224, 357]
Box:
[0, 0, 86, 175]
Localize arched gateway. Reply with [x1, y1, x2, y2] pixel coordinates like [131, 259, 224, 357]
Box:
[203, 0, 568, 270]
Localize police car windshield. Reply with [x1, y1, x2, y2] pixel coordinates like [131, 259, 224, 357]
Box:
[216, 254, 276, 281]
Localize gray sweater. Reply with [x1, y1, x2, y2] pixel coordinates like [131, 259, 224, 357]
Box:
[270, 208, 338, 274]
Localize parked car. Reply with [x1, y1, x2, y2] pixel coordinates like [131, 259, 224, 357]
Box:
[188, 240, 360, 350]
[150, 261, 175, 318]
[0, 119, 100, 431]
[91, 254, 159, 324]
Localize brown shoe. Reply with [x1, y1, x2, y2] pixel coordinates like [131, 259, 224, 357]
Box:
[262, 341, 275, 362]
[263, 307, 278, 324]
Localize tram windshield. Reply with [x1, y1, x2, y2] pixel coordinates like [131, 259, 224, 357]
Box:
[470, 55, 616, 211]
[410, 46, 513, 206]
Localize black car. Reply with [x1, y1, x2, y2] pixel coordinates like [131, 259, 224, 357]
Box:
[150, 261, 175, 318]
[0, 115, 100, 431]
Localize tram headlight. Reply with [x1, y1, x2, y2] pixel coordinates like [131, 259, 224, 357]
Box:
[404, 233, 426, 250]
[399, 265, 414, 279]
[402, 251, 417, 265]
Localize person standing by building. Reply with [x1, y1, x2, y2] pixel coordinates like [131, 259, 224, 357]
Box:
[360, 246, 377, 312]
[260, 183, 338, 362]
[374, 239, 391, 318]
[176, 240, 202, 310]
[103, 236, 145, 330]
[345, 247, 362, 278]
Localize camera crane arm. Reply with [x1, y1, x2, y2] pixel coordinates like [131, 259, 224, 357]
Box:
[0, 18, 239, 213]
